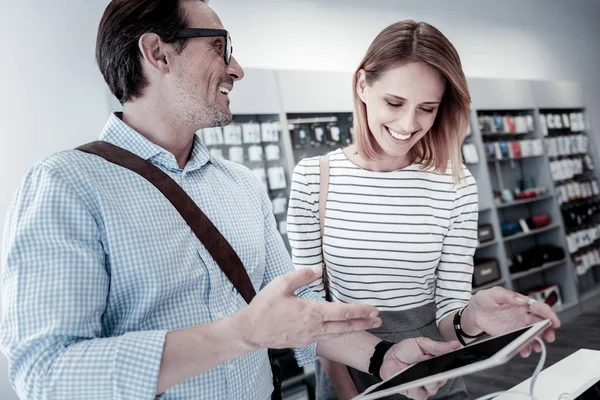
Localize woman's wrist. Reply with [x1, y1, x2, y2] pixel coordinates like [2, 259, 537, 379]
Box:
[459, 303, 484, 337]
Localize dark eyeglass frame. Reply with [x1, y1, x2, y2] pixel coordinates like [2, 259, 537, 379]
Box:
[175, 28, 233, 65]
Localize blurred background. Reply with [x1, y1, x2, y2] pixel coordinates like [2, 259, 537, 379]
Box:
[1, 1, 600, 398]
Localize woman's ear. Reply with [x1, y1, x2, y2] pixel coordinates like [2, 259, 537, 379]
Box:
[356, 69, 368, 103]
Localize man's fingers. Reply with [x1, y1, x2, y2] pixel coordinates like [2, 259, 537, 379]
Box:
[316, 302, 379, 322]
[279, 266, 322, 294]
[319, 317, 382, 337]
[416, 337, 461, 356]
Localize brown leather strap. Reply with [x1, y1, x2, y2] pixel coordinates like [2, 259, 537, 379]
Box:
[76, 141, 282, 399]
[318, 156, 331, 301]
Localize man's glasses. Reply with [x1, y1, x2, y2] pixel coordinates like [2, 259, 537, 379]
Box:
[175, 28, 233, 65]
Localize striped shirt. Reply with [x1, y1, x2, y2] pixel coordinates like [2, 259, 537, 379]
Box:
[286, 149, 478, 325]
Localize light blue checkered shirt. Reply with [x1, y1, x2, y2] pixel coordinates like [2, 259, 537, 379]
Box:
[0, 113, 318, 399]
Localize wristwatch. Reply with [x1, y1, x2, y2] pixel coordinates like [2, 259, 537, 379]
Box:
[368, 340, 395, 380]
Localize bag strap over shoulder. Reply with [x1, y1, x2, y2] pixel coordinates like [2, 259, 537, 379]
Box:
[318, 155, 331, 301]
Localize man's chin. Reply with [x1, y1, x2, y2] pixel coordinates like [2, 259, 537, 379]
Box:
[206, 109, 232, 128]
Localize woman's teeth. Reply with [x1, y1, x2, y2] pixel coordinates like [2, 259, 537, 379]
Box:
[386, 126, 412, 140]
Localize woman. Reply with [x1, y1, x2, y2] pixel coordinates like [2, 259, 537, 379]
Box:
[287, 20, 560, 399]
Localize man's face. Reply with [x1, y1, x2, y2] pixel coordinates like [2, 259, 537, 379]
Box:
[168, 1, 244, 129]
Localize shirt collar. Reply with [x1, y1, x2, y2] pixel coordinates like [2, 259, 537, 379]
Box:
[98, 112, 210, 172]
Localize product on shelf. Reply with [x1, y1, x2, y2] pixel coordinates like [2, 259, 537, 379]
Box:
[228, 146, 244, 164]
[478, 113, 534, 135]
[526, 284, 562, 310]
[501, 213, 552, 237]
[540, 112, 586, 133]
[496, 185, 549, 204]
[544, 134, 588, 158]
[510, 245, 565, 273]
[462, 143, 479, 164]
[566, 224, 600, 254]
[223, 124, 243, 145]
[562, 201, 600, 229]
[477, 224, 494, 244]
[473, 258, 501, 288]
[550, 158, 585, 181]
[485, 138, 544, 161]
[573, 247, 600, 276]
[556, 179, 600, 205]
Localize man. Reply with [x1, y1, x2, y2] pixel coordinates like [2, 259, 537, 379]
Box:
[1, 1, 487, 399]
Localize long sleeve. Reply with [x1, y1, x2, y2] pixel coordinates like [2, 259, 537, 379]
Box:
[257, 173, 320, 367]
[286, 159, 327, 298]
[435, 170, 479, 325]
[0, 164, 167, 399]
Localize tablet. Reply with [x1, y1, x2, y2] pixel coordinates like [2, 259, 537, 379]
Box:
[565, 377, 600, 399]
[355, 319, 552, 400]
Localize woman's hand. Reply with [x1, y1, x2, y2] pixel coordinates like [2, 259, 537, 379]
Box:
[463, 286, 561, 356]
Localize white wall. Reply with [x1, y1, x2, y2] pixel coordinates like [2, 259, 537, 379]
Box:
[1, 0, 599, 398]
[0, 1, 111, 398]
[209, 0, 600, 128]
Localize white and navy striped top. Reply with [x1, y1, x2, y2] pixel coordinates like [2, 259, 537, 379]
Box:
[287, 149, 479, 325]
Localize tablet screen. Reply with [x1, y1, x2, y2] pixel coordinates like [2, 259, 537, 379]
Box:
[572, 379, 600, 399]
[367, 326, 530, 395]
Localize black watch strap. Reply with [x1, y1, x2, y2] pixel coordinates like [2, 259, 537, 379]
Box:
[453, 307, 485, 346]
[368, 340, 394, 380]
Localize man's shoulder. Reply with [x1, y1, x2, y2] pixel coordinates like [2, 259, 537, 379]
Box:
[29, 148, 99, 180]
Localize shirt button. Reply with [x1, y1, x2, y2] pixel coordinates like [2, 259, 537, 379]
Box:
[228, 363, 236, 371]
[216, 312, 225, 319]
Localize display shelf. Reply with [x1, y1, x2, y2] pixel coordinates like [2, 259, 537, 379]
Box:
[496, 193, 554, 209]
[473, 279, 505, 294]
[476, 240, 498, 250]
[555, 302, 579, 315]
[510, 259, 567, 280]
[560, 195, 600, 209]
[487, 154, 545, 163]
[503, 224, 561, 243]
[580, 282, 600, 303]
[481, 132, 534, 138]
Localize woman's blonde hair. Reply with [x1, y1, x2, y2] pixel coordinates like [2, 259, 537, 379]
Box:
[353, 20, 471, 183]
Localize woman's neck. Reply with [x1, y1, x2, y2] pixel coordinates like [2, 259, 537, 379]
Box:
[342, 144, 412, 172]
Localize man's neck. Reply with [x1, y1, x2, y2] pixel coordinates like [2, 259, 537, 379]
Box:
[121, 101, 195, 169]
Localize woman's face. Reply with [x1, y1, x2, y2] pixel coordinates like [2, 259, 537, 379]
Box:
[356, 61, 446, 162]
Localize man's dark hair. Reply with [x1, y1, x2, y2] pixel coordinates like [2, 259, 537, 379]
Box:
[97, 0, 205, 104]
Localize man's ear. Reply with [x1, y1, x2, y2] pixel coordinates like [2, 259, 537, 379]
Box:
[356, 69, 368, 103]
[138, 32, 171, 74]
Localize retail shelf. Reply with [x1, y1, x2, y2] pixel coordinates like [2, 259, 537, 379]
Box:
[510, 259, 567, 280]
[560, 195, 600, 209]
[476, 240, 498, 250]
[482, 132, 534, 138]
[487, 154, 544, 163]
[555, 302, 579, 315]
[503, 224, 561, 243]
[546, 129, 587, 137]
[473, 279, 505, 294]
[496, 193, 555, 209]
[548, 153, 587, 161]
[553, 170, 596, 185]
[580, 283, 600, 303]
